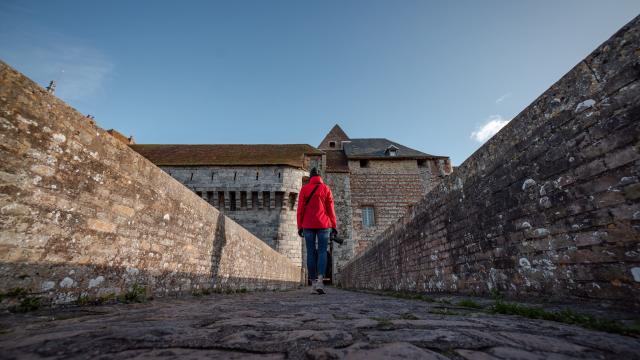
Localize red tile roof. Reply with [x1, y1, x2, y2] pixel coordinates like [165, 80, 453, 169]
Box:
[129, 144, 323, 168]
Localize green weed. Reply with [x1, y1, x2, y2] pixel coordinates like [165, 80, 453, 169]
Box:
[400, 312, 419, 320]
[13, 296, 41, 313]
[76, 295, 91, 306]
[457, 299, 483, 309]
[491, 300, 640, 337]
[428, 308, 459, 316]
[118, 284, 147, 303]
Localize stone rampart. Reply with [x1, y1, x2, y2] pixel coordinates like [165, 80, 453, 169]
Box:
[341, 16, 640, 308]
[0, 61, 302, 304]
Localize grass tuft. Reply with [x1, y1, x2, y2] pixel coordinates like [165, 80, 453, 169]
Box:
[76, 295, 91, 306]
[400, 312, 419, 320]
[457, 299, 483, 309]
[491, 300, 640, 337]
[13, 296, 41, 313]
[429, 308, 459, 316]
[118, 284, 147, 303]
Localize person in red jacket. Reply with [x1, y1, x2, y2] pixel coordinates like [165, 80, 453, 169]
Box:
[297, 167, 337, 294]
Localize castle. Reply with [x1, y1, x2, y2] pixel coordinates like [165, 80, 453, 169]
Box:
[127, 125, 452, 280]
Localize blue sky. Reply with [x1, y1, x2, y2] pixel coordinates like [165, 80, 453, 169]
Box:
[1, 1, 638, 165]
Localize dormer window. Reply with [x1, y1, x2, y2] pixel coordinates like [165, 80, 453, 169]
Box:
[329, 141, 336, 148]
[385, 145, 399, 157]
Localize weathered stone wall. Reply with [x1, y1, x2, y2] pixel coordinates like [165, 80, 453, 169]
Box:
[325, 172, 354, 281]
[348, 159, 444, 256]
[0, 61, 302, 304]
[341, 16, 640, 308]
[159, 165, 304, 265]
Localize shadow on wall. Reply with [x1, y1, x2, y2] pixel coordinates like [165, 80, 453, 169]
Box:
[0, 59, 303, 305]
[210, 213, 227, 283]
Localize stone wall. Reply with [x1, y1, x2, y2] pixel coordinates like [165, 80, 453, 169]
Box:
[341, 16, 640, 308]
[160, 165, 305, 265]
[325, 172, 354, 281]
[0, 61, 302, 304]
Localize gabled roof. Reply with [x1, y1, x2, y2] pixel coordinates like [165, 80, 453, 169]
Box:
[318, 124, 350, 149]
[343, 138, 445, 159]
[129, 144, 323, 168]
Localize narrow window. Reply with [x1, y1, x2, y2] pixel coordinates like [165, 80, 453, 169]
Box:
[362, 206, 375, 228]
[417, 159, 427, 168]
[218, 191, 225, 209]
[289, 193, 297, 210]
[263, 191, 271, 208]
[275, 191, 284, 208]
[278, 172, 281, 179]
[360, 160, 370, 168]
[329, 141, 336, 148]
[240, 191, 247, 208]
[256, 172, 259, 180]
[206, 191, 214, 203]
[233, 172, 237, 182]
[211, 172, 214, 181]
[190, 172, 194, 181]
[252, 191, 259, 209]
[229, 192, 236, 211]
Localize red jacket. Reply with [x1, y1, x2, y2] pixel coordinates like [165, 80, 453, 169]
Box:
[297, 176, 337, 230]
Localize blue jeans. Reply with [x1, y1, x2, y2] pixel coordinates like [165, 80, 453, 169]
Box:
[304, 228, 330, 280]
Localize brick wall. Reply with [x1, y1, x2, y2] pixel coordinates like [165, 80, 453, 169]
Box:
[348, 159, 442, 255]
[341, 16, 640, 307]
[0, 61, 302, 304]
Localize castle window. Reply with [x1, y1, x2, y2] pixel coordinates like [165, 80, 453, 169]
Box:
[417, 159, 427, 168]
[218, 191, 225, 209]
[289, 193, 297, 210]
[190, 172, 194, 181]
[263, 191, 271, 208]
[385, 145, 399, 157]
[275, 191, 284, 208]
[329, 141, 336, 148]
[251, 192, 259, 209]
[207, 191, 214, 204]
[240, 191, 247, 208]
[359, 160, 370, 168]
[229, 191, 237, 211]
[256, 172, 259, 180]
[362, 206, 375, 228]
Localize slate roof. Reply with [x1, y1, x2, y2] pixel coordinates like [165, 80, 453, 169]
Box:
[130, 144, 323, 168]
[343, 138, 445, 159]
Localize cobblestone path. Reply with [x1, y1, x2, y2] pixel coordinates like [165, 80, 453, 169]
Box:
[1, 287, 639, 359]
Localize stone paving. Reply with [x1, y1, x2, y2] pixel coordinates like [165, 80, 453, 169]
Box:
[0, 287, 639, 360]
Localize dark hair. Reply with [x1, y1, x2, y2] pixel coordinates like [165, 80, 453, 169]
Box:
[310, 167, 319, 177]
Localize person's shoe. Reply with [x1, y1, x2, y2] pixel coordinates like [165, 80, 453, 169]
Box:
[316, 277, 325, 294]
[310, 279, 318, 294]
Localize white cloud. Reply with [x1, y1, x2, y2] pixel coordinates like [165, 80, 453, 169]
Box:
[495, 92, 512, 104]
[470, 115, 510, 143]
